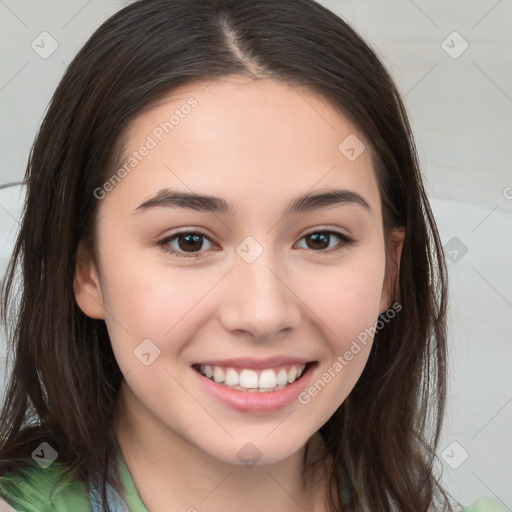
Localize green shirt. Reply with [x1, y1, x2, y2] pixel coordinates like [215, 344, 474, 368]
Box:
[0, 453, 509, 511]
[0, 450, 148, 511]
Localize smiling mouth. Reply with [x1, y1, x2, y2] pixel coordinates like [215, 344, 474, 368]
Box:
[191, 362, 316, 393]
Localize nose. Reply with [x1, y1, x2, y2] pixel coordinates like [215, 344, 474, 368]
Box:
[217, 246, 302, 340]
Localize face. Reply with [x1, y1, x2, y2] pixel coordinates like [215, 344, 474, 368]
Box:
[75, 76, 403, 466]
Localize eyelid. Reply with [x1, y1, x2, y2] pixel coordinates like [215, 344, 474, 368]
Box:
[299, 226, 353, 241]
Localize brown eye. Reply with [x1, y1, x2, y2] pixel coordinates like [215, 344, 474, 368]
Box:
[176, 233, 205, 252]
[305, 232, 330, 250]
[297, 229, 353, 253]
[158, 231, 214, 258]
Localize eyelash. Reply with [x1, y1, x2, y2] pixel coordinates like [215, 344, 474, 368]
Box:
[156, 228, 354, 259]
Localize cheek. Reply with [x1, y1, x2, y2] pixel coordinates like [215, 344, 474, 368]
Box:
[297, 250, 386, 343]
[297, 279, 380, 423]
[293, 250, 385, 412]
[99, 253, 219, 366]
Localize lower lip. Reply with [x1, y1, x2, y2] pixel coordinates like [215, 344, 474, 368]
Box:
[192, 363, 317, 413]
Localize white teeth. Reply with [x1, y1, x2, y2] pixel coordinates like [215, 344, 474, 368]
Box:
[213, 366, 225, 383]
[259, 369, 277, 389]
[287, 366, 297, 383]
[239, 369, 258, 388]
[277, 368, 288, 386]
[224, 368, 240, 386]
[197, 363, 309, 391]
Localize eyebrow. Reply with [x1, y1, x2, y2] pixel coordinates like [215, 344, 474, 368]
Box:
[134, 187, 371, 216]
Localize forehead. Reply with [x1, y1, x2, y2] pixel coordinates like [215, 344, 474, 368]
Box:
[103, 76, 379, 218]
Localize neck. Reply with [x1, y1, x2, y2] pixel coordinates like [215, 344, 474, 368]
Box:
[114, 382, 330, 512]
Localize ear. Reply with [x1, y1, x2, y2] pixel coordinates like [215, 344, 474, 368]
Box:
[73, 244, 106, 320]
[379, 227, 405, 314]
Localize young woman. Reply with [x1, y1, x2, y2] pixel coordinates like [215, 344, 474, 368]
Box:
[0, 1, 508, 511]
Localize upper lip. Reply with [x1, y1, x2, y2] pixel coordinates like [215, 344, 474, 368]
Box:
[193, 356, 314, 370]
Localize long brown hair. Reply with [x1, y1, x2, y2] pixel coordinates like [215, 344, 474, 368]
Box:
[0, 1, 452, 510]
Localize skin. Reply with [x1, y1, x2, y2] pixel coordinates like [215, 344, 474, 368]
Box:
[74, 76, 404, 511]
[0, 500, 16, 511]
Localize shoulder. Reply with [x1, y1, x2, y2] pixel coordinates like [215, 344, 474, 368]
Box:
[462, 496, 511, 512]
[0, 460, 91, 512]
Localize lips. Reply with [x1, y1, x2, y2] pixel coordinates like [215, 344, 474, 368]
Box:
[193, 358, 318, 413]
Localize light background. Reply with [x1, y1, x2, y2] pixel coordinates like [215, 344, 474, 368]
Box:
[0, 0, 511, 508]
